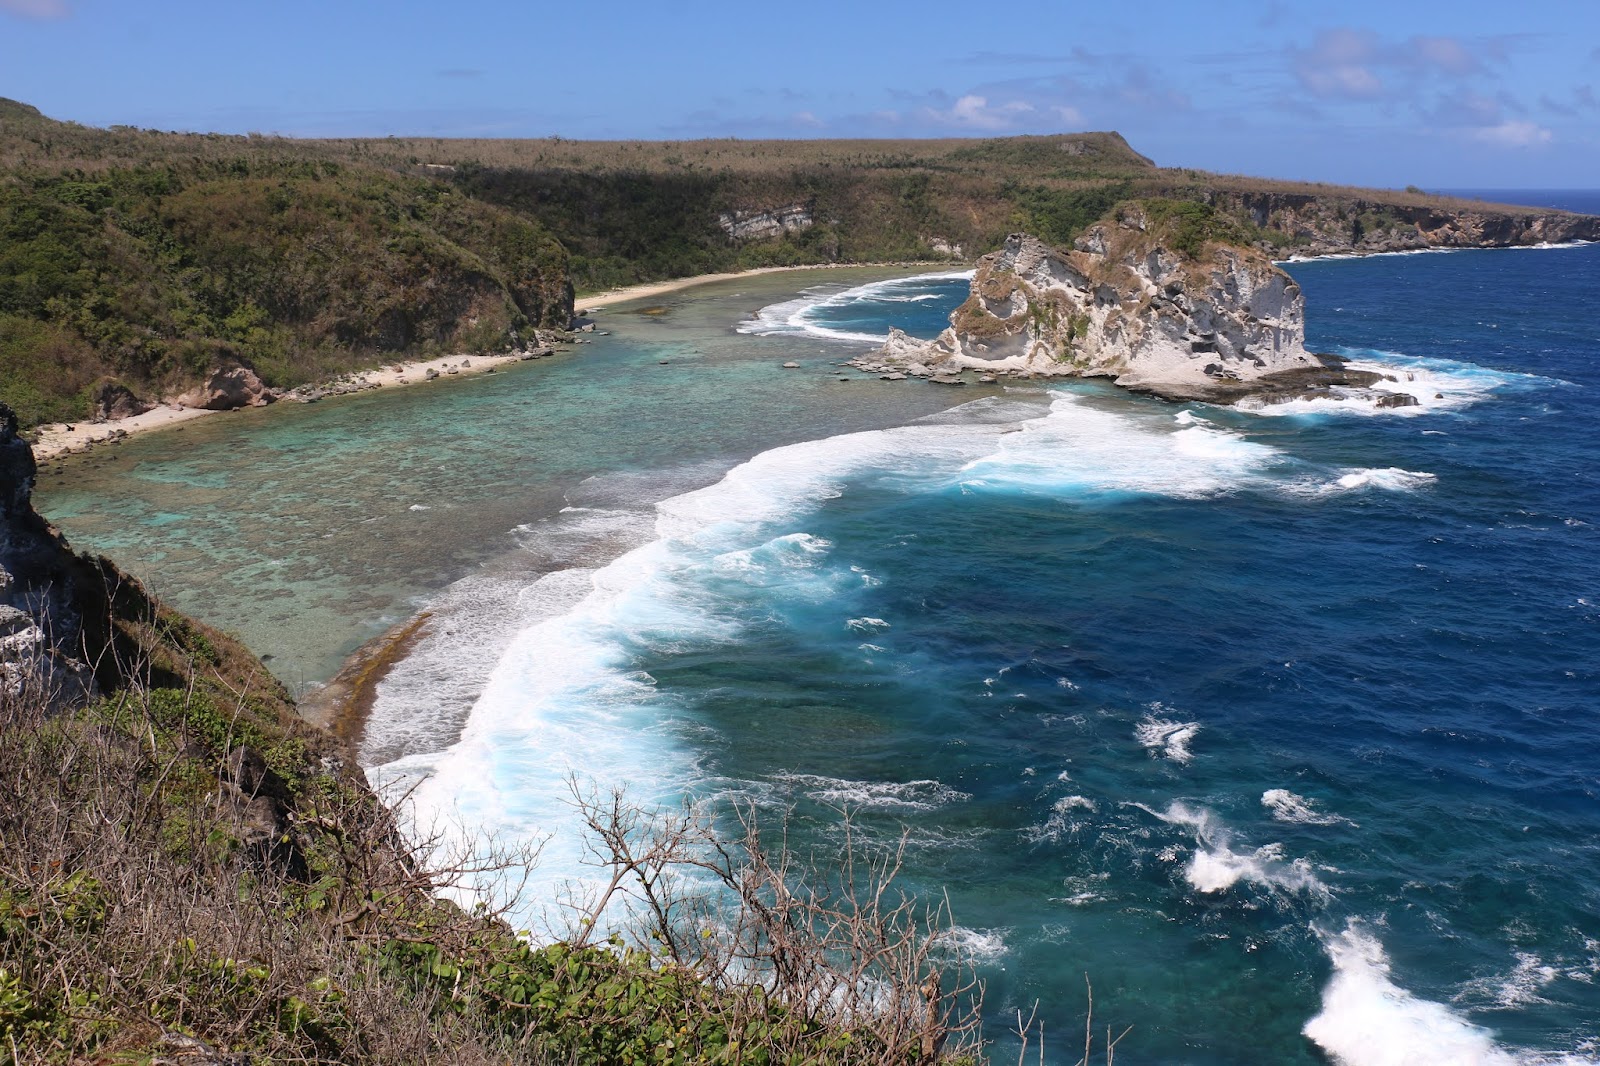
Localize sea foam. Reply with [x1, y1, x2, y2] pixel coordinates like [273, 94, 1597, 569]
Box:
[739, 270, 974, 343]
[1302, 924, 1599, 1066]
[1262, 788, 1354, 826]
[1135, 714, 1202, 764]
[376, 390, 1296, 921]
[1237, 352, 1565, 419]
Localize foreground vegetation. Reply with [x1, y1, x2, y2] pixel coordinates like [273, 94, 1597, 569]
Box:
[0, 575, 991, 1064]
[0, 398, 988, 1064]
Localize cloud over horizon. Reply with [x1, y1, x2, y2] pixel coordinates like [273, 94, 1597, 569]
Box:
[0, 0, 69, 18]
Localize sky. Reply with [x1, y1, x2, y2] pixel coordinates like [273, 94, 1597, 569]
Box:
[2, 0, 1598, 188]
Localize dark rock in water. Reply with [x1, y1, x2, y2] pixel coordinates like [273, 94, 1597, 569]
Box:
[1375, 392, 1420, 409]
[91, 382, 152, 422]
[930, 375, 967, 385]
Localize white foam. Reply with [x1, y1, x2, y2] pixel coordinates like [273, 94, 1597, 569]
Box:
[1290, 467, 1439, 496]
[938, 925, 1010, 961]
[956, 396, 1283, 500]
[1146, 803, 1331, 901]
[1238, 353, 1566, 419]
[1299, 924, 1600, 1066]
[739, 270, 974, 344]
[1136, 714, 1201, 764]
[1454, 952, 1562, 1010]
[1024, 794, 1098, 845]
[1262, 789, 1354, 826]
[375, 391, 1311, 918]
[770, 773, 971, 812]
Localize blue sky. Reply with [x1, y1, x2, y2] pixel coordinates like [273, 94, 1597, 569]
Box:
[3, 0, 1598, 188]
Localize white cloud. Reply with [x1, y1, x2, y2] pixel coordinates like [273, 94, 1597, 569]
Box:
[1290, 28, 1514, 102]
[1410, 35, 1483, 76]
[1472, 120, 1553, 147]
[1051, 104, 1085, 126]
[0, 0, 68, 17]
[1293, 29, 1386, 99]
[922, 94, 1036, 131]
[791, 111, 824, 129]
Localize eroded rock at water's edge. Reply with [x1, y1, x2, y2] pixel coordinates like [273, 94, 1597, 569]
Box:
[855, 222, 1408, 406]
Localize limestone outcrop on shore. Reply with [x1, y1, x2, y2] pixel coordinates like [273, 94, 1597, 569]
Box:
[856, 218, 1410, 404]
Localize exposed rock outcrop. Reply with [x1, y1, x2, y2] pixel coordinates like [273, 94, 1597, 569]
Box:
[857, 220, 1421, 404]
[91, 381, 153, 422]
[718, 203, 814, 242]
[176, 366, 277, 411]
[0, 404, 94, 708]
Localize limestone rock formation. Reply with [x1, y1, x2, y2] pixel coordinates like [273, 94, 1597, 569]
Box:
[859, 219, 1405, 404]
[718, 203, 814, 242]
[177, 366, 277, 410]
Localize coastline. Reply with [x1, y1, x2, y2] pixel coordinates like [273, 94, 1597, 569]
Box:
[574, 260, 954, 312]
[299, 611, 434, 748]
[31, 262, 959, 464]
[30, 350, 548, 462]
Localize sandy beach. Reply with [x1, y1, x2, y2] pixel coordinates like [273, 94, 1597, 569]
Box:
[574, 260, 950, 312]
[30, 349, 549, 462]
[30, 261, 954, 463]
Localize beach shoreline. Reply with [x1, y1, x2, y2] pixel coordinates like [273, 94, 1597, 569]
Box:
[29, 350, 549, 462]
[574, 259, 954, 311]
[29, 261, 958, 463]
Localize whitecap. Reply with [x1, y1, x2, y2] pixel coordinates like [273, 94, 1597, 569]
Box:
[1301, 924, 1600, 1066]
[1454, 952, 1562, 1011]
[1136, 714, 1201, 764]
[956, 395, 1283, 501]
[1143, 802, 1331, 901]
[937, 925, 1010, 961]
[1262, 789, 1354, 827]
[770, 772, 971, 812]
[1024, 794, 1098, 845]
[1286, 467, 1439, 497]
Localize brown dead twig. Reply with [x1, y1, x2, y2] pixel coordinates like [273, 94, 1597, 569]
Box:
[562, 779, 985, 1064]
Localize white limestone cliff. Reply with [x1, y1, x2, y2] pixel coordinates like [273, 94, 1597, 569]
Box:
[862, 214, 1355, 402]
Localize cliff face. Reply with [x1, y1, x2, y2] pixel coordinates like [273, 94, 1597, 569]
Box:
[1220, 191, 1600, 257]
[0, 405, 94, 708]
[862, 217, 1345, 401]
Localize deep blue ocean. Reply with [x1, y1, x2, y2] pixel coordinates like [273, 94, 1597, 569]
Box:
[379, 235, 1600, 1064]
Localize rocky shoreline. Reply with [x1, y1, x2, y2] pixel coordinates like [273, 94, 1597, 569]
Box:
[28, 332, 575, 462]
[849, 219, 1471, 407]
